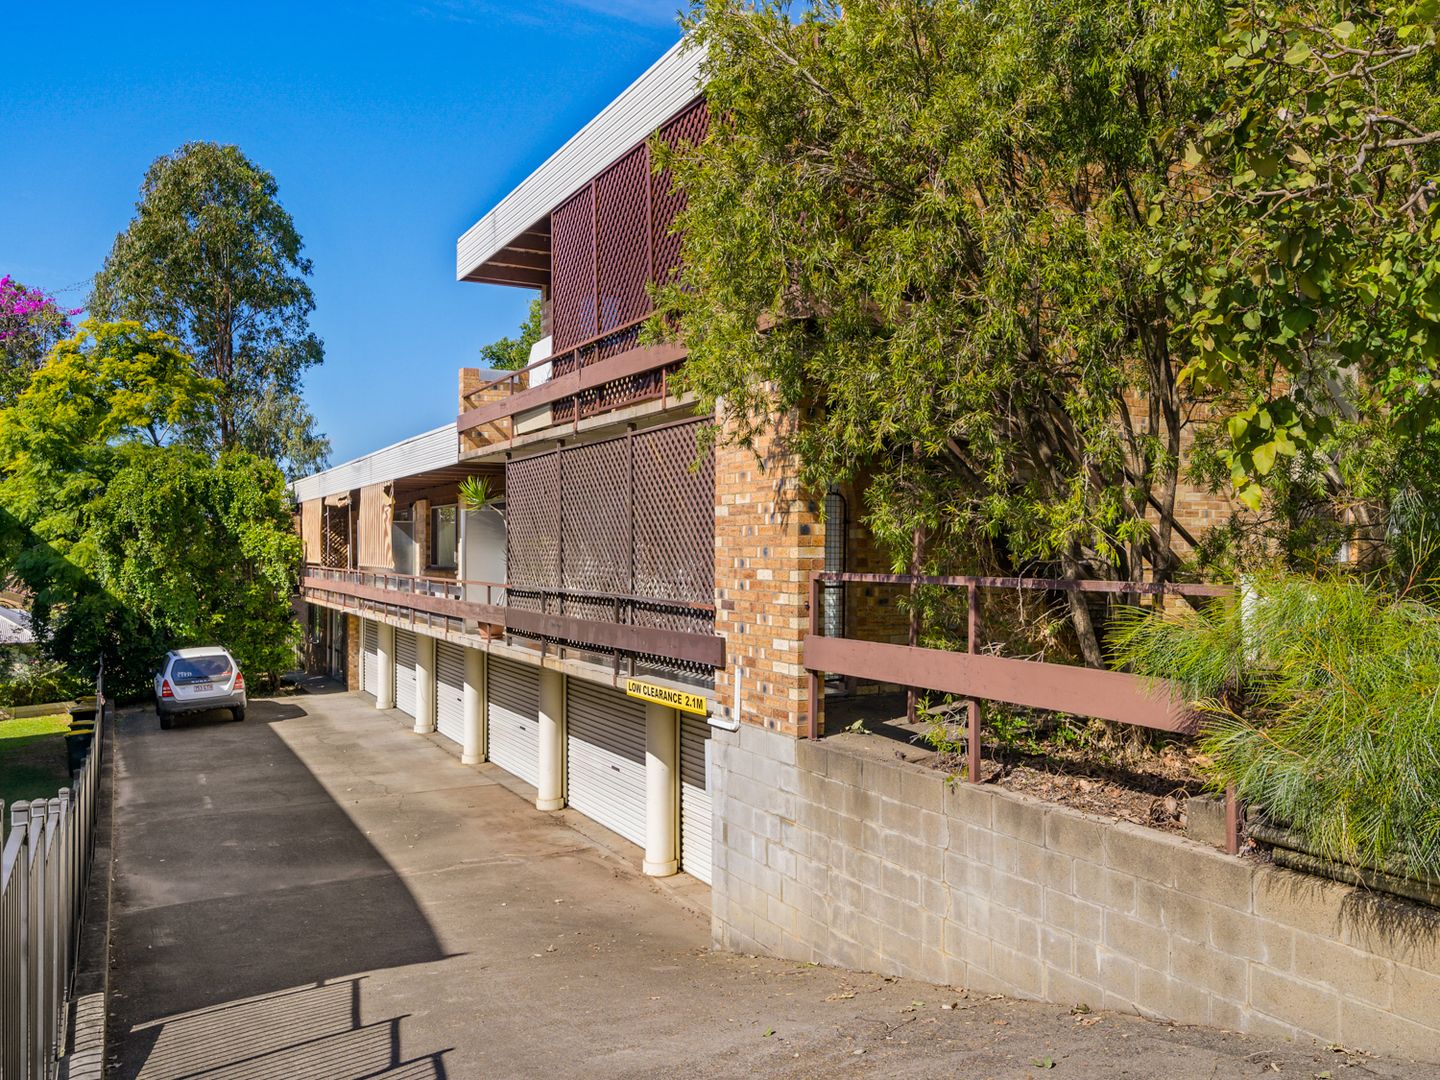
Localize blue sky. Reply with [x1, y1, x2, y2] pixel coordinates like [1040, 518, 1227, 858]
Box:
[1, 0, 685, 464]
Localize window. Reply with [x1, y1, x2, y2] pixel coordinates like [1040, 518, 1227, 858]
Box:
[431, 505, 458, 569]
[170, 654, 232, 685]
[821, 490, 847, 638]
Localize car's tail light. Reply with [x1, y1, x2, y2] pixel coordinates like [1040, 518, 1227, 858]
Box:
[233, 670, 245, 691]
[160, 679, 174, 699]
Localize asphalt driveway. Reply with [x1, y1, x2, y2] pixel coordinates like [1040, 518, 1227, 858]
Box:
[107, 687, 1433, 1079]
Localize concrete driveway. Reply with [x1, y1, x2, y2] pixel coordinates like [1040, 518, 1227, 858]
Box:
[108, 688, 1432, 1079]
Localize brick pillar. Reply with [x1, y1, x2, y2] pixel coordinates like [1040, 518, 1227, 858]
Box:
[345, 614, 361, 691]
[713, 410, 825, 737]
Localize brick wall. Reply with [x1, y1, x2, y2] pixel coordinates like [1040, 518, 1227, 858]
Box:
[713, 410, 824, 737]
[711, 723, 1440, 1063]
[346, 614, 361, 691]
[459, 367, 523, 453]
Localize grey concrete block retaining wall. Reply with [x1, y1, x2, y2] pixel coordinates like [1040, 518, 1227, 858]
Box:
[711, 724, 1440, 1063]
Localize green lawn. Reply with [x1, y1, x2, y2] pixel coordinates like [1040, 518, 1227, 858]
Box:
[0, 713, 74, 812]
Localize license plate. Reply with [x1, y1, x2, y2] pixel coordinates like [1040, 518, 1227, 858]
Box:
[191, 682, 213, 692]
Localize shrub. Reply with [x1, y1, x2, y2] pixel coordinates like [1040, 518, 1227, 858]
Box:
[1110, 573, 1440, 880]
[0, 655, 91, 708]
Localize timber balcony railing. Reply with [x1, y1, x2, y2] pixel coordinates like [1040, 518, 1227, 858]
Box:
[301, 565, 723, 669]
[803, 572, 1243, 851]
[456, 316, 687, 447]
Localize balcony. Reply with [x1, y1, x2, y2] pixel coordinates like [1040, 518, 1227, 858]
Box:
[300, 565, 723, 670]
[456, 317, 686, 453]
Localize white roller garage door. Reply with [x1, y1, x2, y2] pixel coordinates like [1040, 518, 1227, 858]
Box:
[487, 656, 540, 787]
[566, 680, 648, 848]
[436, 641, 465, 745]
[680, 714, 713, 884]
[361, 620, 379, 695]
[394, 629, 418, 716]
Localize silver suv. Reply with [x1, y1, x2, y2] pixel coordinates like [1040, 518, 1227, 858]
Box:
[155, 647, 247, 729]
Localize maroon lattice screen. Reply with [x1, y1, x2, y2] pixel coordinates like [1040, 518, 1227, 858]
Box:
[559, 439, 630, 624]
[550, 187, 596, 353]
[652, 99, 709, 288]
[632, 421, 715, 635]
[504, 421, 717, 659]
[549, 96, 707, 357]
[505, 452, 561, 611]
[594, 145, 651, 335]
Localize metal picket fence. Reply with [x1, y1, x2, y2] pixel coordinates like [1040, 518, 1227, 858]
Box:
[0, 664, 106, 1080]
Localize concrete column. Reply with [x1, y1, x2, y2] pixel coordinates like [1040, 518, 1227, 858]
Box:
[644, 702, 679, 877]
[415, 634, 436, 734]
[462, 647, 486, 764]
[375, 622, 395, 710]
[536, 667, 565, 812]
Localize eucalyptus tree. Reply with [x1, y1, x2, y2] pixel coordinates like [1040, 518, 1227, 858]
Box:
[664, 0, 1440, 659]
[661, 0, 1227, 663]
[91, 142, 329, 478]
[1173, 0, 1440, 569]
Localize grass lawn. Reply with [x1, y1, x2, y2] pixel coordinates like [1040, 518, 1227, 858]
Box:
[0, 713, 73, 812]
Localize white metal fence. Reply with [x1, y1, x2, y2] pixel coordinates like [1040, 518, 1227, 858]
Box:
[0, 678, 105, 1080]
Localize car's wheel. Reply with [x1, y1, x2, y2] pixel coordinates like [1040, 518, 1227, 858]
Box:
[160, 714, 173, 730]
[232, 707, 246, 723]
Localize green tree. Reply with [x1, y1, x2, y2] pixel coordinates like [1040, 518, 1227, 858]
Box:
[90, 142, 330, 478]
[0, 321, 300, 695]
[89, 447, 302, 685]
[1172, 0, 1440, 578]
[662, 0, 1225, 663]
[479, 295, 544, 370]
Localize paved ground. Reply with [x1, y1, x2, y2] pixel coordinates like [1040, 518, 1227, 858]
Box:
[108, 688, 1434, 1079]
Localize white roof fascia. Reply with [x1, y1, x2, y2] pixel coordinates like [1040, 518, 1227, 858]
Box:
[456, 36, 704, 282]
[290, 424, 459, 503]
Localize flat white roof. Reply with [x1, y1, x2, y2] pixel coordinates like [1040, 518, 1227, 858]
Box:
[290, 425, 459, 503]
[456, 36, 704, 283]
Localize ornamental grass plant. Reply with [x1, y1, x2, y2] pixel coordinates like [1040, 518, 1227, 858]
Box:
[1110, 573, 1440, 881]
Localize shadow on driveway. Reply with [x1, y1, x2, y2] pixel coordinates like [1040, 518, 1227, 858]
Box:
[110, 696, 455, 1078]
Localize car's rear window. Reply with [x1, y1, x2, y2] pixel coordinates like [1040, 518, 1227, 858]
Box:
[170, 656, 231, 684]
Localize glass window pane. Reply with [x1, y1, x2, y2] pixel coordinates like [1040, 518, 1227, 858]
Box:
[431, 505, 457, 568]
[171, 655, 232, 683]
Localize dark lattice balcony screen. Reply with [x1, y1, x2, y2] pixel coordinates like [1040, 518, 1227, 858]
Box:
[559, 438, 631, 625]
[631, 421, 715, 638]
[551, 186, 596, 353]
[504, 419, 717, 656]
[594, 145, 651, 335]
[653, 100, 709, 288]
[504, 452, 561, 612]
[549, 97, 709, 356]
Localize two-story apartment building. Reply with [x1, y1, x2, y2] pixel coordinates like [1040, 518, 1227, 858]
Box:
[290, 38, 1440, 1063]
[297, 42, 732, 885]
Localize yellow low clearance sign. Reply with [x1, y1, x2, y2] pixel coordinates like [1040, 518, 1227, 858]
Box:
[624, 678, 708, 717]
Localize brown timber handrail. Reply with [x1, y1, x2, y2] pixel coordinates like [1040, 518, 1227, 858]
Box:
[818, 572, 1231, 597]
[506, 584, 716, 614]
[804, 572, 1242, 853]
[465, 314, 655, 403]
[300, 566, 724, 669]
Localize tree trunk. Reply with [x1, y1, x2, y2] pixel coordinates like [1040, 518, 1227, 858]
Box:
[1062, 551, 1105, 668]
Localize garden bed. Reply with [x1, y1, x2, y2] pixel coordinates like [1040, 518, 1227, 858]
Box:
[829, 692, 1212, 836]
